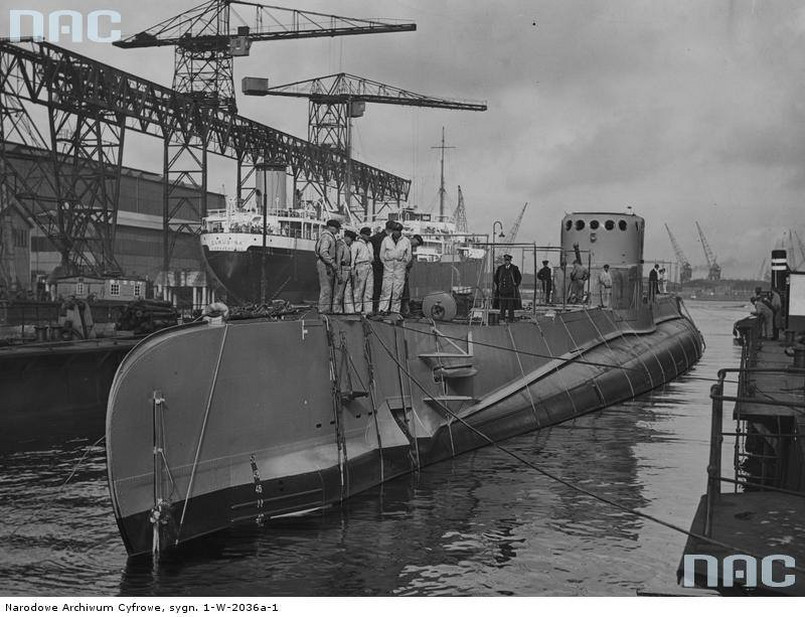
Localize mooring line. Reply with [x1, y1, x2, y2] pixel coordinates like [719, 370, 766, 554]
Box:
[364, 320, 805, 575]
[6, 434, 105, 539]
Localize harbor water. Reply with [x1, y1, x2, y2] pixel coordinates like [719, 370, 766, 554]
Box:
[0, 301, 744, 596]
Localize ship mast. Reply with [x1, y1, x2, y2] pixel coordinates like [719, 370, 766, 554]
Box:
[432, 127, 455, 222]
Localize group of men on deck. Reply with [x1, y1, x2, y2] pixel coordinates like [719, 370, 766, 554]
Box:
[316, 218, 423, 315]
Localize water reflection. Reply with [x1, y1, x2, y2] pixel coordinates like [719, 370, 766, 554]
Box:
[1, 301, 749, 596]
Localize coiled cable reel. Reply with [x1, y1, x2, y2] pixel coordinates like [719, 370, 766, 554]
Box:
[422, 292, 456, 322]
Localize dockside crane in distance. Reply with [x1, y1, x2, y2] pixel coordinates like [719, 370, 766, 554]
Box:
[506, 202, 529, 245]
[244, 73, 487, 219]
[695, 221, 721, 281]
[792, 230, 805, 270]
[664, 224, 693, 284]
[452, 186, 468, 233]
[114, 0, 417, 112]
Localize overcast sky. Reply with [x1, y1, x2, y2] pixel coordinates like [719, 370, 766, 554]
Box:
[7, 0, 805, 277]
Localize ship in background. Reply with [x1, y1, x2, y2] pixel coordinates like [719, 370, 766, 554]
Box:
[107, 210, 704, 557]
[201, 143, 487, 305]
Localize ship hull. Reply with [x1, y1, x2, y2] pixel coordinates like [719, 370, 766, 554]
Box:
[202, 241, 486, 305]
[107, 296, 703, 556]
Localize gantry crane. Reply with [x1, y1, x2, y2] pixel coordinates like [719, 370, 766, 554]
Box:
[114, 0, 416, 112]
[664, 224, 692, 284]
[244, 73, 486, 219]
[695, 221, 721, 281]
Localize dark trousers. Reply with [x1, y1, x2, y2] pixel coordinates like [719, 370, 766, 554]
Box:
[499, 295, 517, 320]
[371, 262, 384, 312]
[542, 281, 552, 304]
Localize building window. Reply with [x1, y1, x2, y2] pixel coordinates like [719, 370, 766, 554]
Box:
[134, 283, 142, 297]
[13, 229, 28, 248]
[110, 282, 120, 296]
[76, 282, 85, 295]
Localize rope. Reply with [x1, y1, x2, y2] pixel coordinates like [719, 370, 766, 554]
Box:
[363, 319, 805, 576]
[7, 434, 105, 539]
[178, 323, 230, 538]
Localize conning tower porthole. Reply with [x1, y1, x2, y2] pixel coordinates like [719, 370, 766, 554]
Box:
[605, 219, 615, 230]
[575, 220, 585, 231]
[590, 220, 600, 230]
[618, 220, 627, 231]
[565, 220, 573, 231]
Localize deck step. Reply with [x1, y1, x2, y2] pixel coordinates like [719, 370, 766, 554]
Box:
[422, 395, 478, 405]
[433, 366, 478, 379]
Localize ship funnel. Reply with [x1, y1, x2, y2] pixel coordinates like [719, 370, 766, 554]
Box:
[771, 249, 788, 291]
[256, 162, 288, 213]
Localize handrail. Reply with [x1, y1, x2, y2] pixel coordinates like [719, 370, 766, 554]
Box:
[705, 364, 805, 535]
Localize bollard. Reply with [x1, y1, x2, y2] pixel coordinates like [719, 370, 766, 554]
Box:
[34, 325, 48, 342]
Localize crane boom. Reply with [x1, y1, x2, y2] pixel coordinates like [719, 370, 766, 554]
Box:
[695, 221, 721, 280]
[452, 186, 468, 233]
[114, 1, 416, 49]
[253, 73, 487, 111]
[113, 1, 416, 111]
[665, 224, 692, 284]
[506, 203, 528, 244]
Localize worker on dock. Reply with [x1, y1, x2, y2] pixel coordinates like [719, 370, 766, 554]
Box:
[401, 233, 423, 316]
[537, 259, 553, 304]
[370, 221, 396, 313]
[750, 288, 774, 339]
[333, 230, 355, 314]
[494, 254, 522, 321]
[378, 221, 412, 315]
[315, 219, 341, 314]
[770, 287, 783, 341]
[659, 267, 667, 293]
[351, 227, 374, 314]
[598, 264, 613, 308]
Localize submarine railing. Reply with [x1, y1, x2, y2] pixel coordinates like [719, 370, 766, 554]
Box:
[705, 362, 805, 537]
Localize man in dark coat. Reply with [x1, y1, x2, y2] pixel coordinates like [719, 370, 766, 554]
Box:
[537, 259, 553, 304]
[648, 264, 660, 301]
[493, 254, 522, 321]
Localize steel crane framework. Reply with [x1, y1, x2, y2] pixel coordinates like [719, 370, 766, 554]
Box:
[0, 41, 411, 274]
[695, 221, 721, 281]
[247, 73, 486, 220]
[664, 224, 692, 284]
[114, 0, 417, 113]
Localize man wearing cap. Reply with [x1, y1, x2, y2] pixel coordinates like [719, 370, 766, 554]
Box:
[401, 233, 424, 316]
[333, 230, 355, 313]
[370, 221, 396, 312]
[648, 264, 660, 301]
[537, 259, 553, 304]
[379, 221, 412, 314]
[751, 287, 774, 339]
[598, 264, 613, 308]
[351, 227, 374, 314]
[315, 219, 341, 313]
[494, 254, 522, 321]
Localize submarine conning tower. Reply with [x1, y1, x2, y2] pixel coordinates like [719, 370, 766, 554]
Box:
[560, 212, 645, 309]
